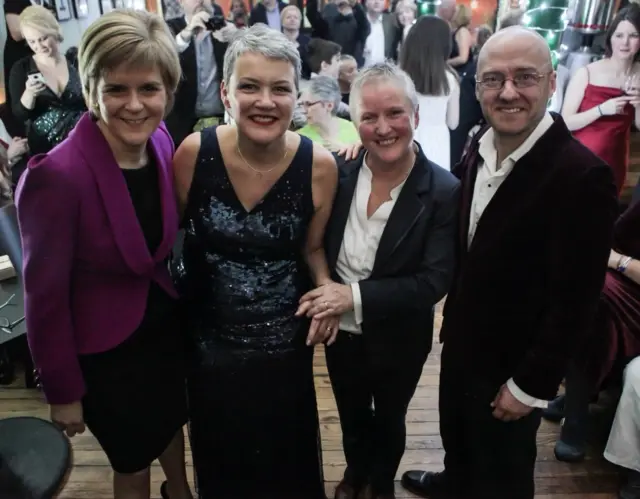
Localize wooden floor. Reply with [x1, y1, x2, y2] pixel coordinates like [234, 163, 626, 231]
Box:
[0, 306, 622, 498]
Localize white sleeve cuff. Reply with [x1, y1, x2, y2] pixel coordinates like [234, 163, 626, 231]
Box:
[506, 378, 549, 409]
[350, 283, 363, 325]
[175, 32, 190, 53]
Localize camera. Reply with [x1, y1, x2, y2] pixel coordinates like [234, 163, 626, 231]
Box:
[205, 15, 226, 31]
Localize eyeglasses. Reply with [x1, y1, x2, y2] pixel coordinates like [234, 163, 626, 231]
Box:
[476, 72, 551, 90]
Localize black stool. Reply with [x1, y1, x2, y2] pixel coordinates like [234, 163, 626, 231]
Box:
[0, 416, 71, 498]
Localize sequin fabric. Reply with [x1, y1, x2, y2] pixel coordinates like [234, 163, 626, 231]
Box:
[28, 63, 85, 156]
[176, 127, 326, 499]
[178, 132, 315, 360]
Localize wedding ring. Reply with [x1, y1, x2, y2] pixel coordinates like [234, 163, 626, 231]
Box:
[324, 301, 329, 309]
[327, 327, 332, 332]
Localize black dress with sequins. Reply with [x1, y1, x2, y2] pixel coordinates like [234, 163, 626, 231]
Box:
[8, 54, 86, 156]
[177, 127, 326, 499]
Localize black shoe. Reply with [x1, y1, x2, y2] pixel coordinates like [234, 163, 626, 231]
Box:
[401, 471, 453, 498]
[554, 419, 587, 462]
[542, 394, 565, 422]
[620, 470, 640, 499]
[160, 481, 169, 499]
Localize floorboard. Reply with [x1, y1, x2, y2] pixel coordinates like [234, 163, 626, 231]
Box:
[0, 304, 621, 498]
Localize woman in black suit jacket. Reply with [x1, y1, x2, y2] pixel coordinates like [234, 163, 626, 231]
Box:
[297, 61, 460, 499]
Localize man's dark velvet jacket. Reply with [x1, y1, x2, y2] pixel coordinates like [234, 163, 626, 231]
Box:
[440, 114, 619, 401]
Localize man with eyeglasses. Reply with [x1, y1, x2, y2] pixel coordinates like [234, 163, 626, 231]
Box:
[401, 26, 618, 499]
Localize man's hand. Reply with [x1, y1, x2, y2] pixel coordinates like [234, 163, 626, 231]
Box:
[213, 23, 238, 43]
[490, 384, 534, 422]
[181, 11, 210, 40]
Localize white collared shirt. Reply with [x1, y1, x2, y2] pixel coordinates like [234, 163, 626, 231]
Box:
[470, 112, 554, 409]
[335, 158, 410, 333]
[364, 15, 386, 67]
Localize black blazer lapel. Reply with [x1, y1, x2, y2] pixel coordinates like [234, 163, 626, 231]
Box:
[326, 157, 360, 271]
[372, 150, 431, 274]
[459, 145, 480, 256]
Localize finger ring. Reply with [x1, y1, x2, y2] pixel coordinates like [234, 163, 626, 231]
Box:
[324, 301, 329, 309]
[326, 327, 332, 332]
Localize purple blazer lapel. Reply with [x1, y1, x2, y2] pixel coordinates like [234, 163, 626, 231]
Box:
[73, 113, 153, 275]
[147, 124, 179, 262]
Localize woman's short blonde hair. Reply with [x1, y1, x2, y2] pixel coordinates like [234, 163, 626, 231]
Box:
[280, 4, 302, 23]
[78, 9, 181, 114]
[20, 6, 63, 43]
[452, 4, 472, 27]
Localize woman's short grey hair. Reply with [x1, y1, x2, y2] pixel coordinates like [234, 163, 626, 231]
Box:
[349, 61, 419, 125]
[308, 76, 342, 116]
[223, 23, 302, 90]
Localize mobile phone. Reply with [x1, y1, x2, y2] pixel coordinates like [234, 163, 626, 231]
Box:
[27, 72, 45, 85]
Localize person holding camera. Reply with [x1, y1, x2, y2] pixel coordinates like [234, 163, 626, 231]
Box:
[165, 0, 236, 148]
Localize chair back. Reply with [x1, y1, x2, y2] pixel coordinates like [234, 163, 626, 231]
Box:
[0, 417, 71, 499]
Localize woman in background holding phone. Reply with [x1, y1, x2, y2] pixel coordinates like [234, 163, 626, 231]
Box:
[8, 5, 85, 174]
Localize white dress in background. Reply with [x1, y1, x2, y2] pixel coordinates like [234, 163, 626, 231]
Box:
[415, 70, 460, 171]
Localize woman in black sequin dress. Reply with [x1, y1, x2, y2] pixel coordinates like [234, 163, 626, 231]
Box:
[8, 6, 85, 162]
[173, 25, 339, 499]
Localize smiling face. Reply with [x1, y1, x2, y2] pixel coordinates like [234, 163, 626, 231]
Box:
[222, 52, 297, 145]
[610, 20, 640, 62]
[476, 30, 555, 139]
[96, 64, 168, 150]
[356, 79, 417, 165]
[22, 25, 59, 57]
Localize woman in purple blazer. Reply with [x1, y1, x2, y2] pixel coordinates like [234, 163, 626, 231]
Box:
[15, 10, 193, 499]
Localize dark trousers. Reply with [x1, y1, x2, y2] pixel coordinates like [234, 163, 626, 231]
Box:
[439, 341, 542, 499]
[325, 332, 424, 495]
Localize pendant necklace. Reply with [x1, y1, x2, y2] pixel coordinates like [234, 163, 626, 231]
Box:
[236, 139, 288, 178]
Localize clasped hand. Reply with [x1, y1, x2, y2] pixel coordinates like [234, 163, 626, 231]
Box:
[490, 384, 534, 422]
[296, 283, 354, 347]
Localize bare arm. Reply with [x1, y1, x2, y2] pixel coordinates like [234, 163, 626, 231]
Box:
[304, 143, 339, 287]
[448, 27, 471, 67]
[172, 132, 201, 219]
[561, 67, 601, 132]
[446, 73, 460, 130]
[6, 13, 23, 42]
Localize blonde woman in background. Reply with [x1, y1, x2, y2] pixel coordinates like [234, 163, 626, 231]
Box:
[8, 6, 85, 160]
[447, 4, 473, 76]
[16, 10, 192, 499]
[396, 0, 417, 48]
[298, 75, 360, 151]
[281, 5, 312, 78]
